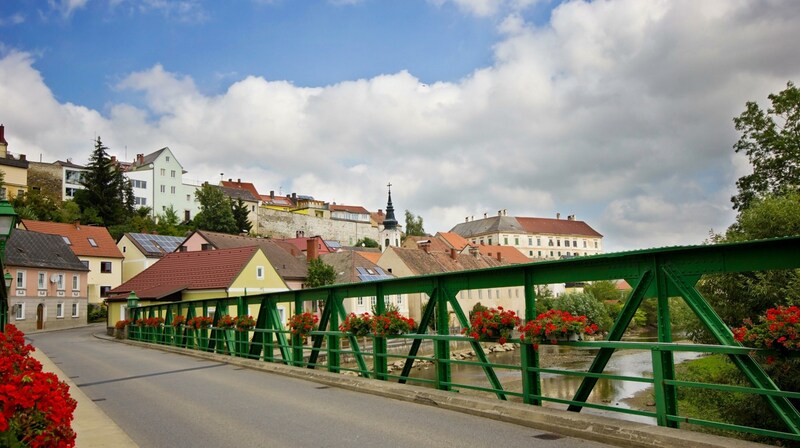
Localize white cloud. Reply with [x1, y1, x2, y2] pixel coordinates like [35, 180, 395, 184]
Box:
[2, 0, 799, 252]
[48, 0, 90, 18]
[0, 13, 26, 26]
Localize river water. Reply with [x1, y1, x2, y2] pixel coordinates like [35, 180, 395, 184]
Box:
[404, 332, 703, 424]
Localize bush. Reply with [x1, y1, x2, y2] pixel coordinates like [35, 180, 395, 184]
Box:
[551, 292, 612, 332]
[87, 303, 107, 323]
[676, 355, 799, 445]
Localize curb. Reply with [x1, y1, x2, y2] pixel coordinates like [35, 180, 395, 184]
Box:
[109, 334, 769, 448]
[29, 346, 138, 448]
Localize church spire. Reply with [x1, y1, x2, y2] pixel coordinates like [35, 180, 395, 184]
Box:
[383, 182, 398, 230]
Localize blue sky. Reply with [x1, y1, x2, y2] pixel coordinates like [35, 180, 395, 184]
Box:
[2, 0, 800, 251]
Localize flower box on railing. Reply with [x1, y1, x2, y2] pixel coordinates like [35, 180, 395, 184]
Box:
[339, 311, 416, 338]
[517, 309, 599, 346]
[462, 307, 520, 344]
[733, 305, 800, 356]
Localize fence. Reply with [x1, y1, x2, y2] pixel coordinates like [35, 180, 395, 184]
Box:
[128, 236, 800, 442]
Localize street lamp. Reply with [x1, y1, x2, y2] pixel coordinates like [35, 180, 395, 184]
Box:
[0, 199, 18, 331]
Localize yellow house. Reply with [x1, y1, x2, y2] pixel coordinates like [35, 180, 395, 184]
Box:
[21, 219, 124, 304]
[104, 246, 288, 328]
[0, 124, 29, 200]
[117, 233, 185, 282]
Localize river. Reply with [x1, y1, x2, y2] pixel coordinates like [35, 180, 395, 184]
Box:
[404, 331, 703, 424]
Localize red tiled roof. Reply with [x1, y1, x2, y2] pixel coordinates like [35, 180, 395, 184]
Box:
[220, 180, 260, 199]
[330, 204, 370, 215]
[401, 236, 449, 252]
[21, 220, 123, 258]
[516, 217, 603, 238]
[435, 232, 471, 250]
[261, 195, 294, 206]
[356, 251, 381, 264]
[477, 245, 531, 264]
[108, 246, 260, 299]
[278, 237, 333, 254]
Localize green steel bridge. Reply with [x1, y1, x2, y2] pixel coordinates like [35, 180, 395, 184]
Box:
[125, 236, 800, 444]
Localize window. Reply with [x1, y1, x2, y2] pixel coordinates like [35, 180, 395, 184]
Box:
[15, 270, 25, 289]
[537, 238, 541, 246]
[548, 239, 553, 246]
[72, 303, 79, 317]
[170, 186, 176, 194]
[566, 252, 571, 256]
[186, 194, 191, 201]
[357, 297, 364, 306]
[134, 197, 147, 205]
[480, 239, 484, 245]
[166, 156, 170, 162]
[101, 262, 112, 273]
[15, 303, 24, 320]
[0, 187, 5, 200]
[132, 180, 147, 189]
[550, 251, 554, 256]
[504, 237, 508, 245]
[371, 297, 376, 306]
[201, 243, 212, 251]
[528, 237, 532, 246]
[100, 286, 111, 297]
[538, 251, 542, 257]
[487, 289, 492, 299]
[56, 274, 65, 290]
[478, 290, 483, 299]
[595, 241, 598, 248]
[171, 170, 176, 178]
[583, 240, 587, 248]
[160, 168, 166, 176]
[529, 251, 533, 256]
[514, 237, 519, 245]
[81, 261, 89, 269]
[557, 239, 561, 247]
[397, 295, 402, 305]
[63, 236, 71, 245]
[160, 185, 165, 193]
[72, 274, 79, 291]
[38, 272, 46, 289]
[573, 240, 578, 247]
[57, 303, 64, 318]
[488, 238, 492, 245]
[88, 238, 98, 247]
[565, 240, 570, 247]
[256, 266, 264, 280]
[65, 187, 78, 197]
[558, 251, 562, 256]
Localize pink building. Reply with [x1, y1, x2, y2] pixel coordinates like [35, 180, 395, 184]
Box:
[5, 229, 89, 332]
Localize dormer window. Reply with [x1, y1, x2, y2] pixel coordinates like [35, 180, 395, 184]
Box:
[88, 238, 98, 247]
[62, 236, 71, 245]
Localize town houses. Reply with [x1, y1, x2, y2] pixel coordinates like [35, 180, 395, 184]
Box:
[0, 124, 603, 332]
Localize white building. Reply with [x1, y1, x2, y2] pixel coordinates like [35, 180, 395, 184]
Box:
[123, 147, 201, 222]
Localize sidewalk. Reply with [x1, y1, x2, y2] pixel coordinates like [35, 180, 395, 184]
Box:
[30, 345, 138, 448]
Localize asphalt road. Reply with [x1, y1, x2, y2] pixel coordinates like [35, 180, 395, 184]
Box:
[28, 325, 612, 448]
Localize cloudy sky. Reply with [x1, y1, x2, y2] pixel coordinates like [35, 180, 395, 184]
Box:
[1, 0, 799, 252]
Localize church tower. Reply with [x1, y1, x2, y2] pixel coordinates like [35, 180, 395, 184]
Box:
[380, 183, 401, 252]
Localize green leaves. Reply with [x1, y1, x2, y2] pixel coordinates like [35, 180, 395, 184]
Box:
[732, 81, 800, 212]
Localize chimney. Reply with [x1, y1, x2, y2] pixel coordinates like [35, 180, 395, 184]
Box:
[307, 238, 319, 261]
[484, 213, 487, 219]
[465, 217, 469, 223]
[296, 230, 305, 238]
[237, 178, 241, 184]
[228, 178, 232, 182]
[418, 240, 430, 253]
[469, 246, 479, 258]
[292, 192, 297, 201]
[450, 248, 457, 260]
[19, 154, 25, 161]
[496, 252, 502, 262]
[568, 214, 575, 221]
[0, 124, 6, 144]
[137, 153, 144, 164]
[73, 219, 80, 229]
[498, 210, 502, 216]
[270, 190, 275, 199]
[556, 213, 561, 219]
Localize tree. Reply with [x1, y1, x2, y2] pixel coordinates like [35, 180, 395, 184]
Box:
[231, 197, 252, 234]
[584, 280, 623, 302]
[74, 137, 131, 226]
[156, 205, 186, 236]
[355, 237, 379, 248]
[696, 192, 800, 339]
[306, 258, 336, 288]
[731, 81, 800, 212]
[404, 210, 426, 237]
[192, 183, 238, 234]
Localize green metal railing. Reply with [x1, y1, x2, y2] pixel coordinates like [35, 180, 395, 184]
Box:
[127, 236, 800, 442]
